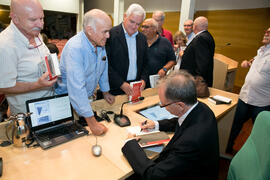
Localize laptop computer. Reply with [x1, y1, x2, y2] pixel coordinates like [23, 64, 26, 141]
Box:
[26, 93, 88, 149]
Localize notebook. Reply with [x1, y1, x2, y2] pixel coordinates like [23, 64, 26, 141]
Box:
[26, 94, 88, 149]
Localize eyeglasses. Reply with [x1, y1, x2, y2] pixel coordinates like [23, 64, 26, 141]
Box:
[159, 101, 178, 108]
[28, 36, 43, 49]
[184, 24, 192, 27]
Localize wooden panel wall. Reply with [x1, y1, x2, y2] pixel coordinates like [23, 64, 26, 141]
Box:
[0, 5, 10, 25]
[148, 8, 270, 87]
[146, 11, 180, 36]
[196, 8, 270, 87]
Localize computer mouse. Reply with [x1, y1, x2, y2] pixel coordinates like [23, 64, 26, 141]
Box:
[92, 145, 102, 157]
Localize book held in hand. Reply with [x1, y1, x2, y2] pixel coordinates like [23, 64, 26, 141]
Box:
[129, 80, 142, 103]
[39, 53, 61, 80]
[149, 74, 160, 88]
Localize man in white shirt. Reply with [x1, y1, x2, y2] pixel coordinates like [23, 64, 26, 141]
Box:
[226, 27, 270, 154]
[0, 0, 57, 115]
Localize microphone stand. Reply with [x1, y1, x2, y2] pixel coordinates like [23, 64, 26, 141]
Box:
[114, 97, 144, 127]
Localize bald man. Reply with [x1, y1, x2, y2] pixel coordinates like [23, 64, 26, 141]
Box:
[0, 0, 57, 115]
[56, 9, 114, 136]
[152, 10, 174, 46]
[180, 16, 215, 87]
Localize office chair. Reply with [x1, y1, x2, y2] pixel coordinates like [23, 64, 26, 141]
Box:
[227, 111, 270, 180]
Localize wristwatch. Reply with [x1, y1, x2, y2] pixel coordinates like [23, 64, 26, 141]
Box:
[162, 67, 168, 73]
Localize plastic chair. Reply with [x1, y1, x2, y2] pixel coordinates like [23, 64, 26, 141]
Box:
[227, 111, 270, 180]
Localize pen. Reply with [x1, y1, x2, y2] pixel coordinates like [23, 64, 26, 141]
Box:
[141, 120, 147, 132]
[142, 120, 147, 126]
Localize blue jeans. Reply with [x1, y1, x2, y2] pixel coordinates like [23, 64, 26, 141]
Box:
[226, 99, 270, 153]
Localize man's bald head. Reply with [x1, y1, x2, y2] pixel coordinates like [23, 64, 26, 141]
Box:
[10, 0, 43, 18]
[83, 9, 111, 32]
[10, 0, 44, 40]
[83, 9, 112, 47]
[193, 16, 208, 34]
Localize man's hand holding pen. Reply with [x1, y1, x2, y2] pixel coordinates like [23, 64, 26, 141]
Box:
[140, 120, 155, 132]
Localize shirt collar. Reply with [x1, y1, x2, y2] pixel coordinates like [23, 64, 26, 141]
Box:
[150, 34, 161, 47]
[195, 30, 206, 37]
[10, 20, 42, 48]
[122, 23, 138, 38]
[178, 101, 198, 126]
[82, 31, 104, 53]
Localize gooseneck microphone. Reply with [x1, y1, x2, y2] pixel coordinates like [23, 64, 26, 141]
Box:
[114, 97, 144, 127]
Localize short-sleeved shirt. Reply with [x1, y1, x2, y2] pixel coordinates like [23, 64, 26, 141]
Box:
[55, 31, 110, 118]
[239, 44, 270, 107]
[146, 35, 176, 76]
[0, 21, 53, 114]
[161, 28, 174, 46]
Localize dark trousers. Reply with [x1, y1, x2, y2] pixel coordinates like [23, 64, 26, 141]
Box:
[226, 99, 270, 153]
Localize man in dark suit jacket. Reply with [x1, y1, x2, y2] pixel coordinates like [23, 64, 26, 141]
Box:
[180, 16, 215, 87]
[122, 70, 219, 180]
[106, 3, 148, 96]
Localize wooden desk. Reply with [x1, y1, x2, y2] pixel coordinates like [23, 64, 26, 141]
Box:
[213, 53, 238, 91]
[0, 88, 238, 180]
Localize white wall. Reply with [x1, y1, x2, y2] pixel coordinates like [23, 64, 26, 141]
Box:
[0, 0, 80, 14]
[0, 0, 9, 6]
[40, 0, 79, 14]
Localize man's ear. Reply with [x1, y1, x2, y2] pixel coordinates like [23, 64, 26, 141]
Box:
[175, 102, 185, 110]
[86, 26, 93, 36]
[11, 13, 19, 24]
[123, 13, 127, 21]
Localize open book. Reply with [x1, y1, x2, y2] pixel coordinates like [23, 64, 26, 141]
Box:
[127, 126, 170, 147]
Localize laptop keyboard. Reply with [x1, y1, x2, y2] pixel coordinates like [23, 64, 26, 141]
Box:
[35, 123, 88, 148]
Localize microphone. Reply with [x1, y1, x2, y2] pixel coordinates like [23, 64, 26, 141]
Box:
[114, 97, 144, 127]
[216, 42, 231, 51]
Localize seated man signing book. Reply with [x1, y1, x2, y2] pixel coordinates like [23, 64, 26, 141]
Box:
[122, 70, 219, 180]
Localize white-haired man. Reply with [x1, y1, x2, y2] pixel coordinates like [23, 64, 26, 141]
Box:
[106, 3, 148, 96]
[56, 9, 115, 136]
[0, 0, 57, 115]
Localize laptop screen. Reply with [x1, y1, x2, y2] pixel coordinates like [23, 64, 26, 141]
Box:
[26, 94, 73, 131]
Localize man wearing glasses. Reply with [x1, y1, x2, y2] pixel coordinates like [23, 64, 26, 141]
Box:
[141, 18, 175, 87]
[183, 19, 195, 45]
[0, 0, 56, 115]
[226, 27, 270, 155]
[122, 70, 219, 180]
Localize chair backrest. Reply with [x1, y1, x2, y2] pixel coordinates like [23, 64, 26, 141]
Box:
[228, 111, 270, 180]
